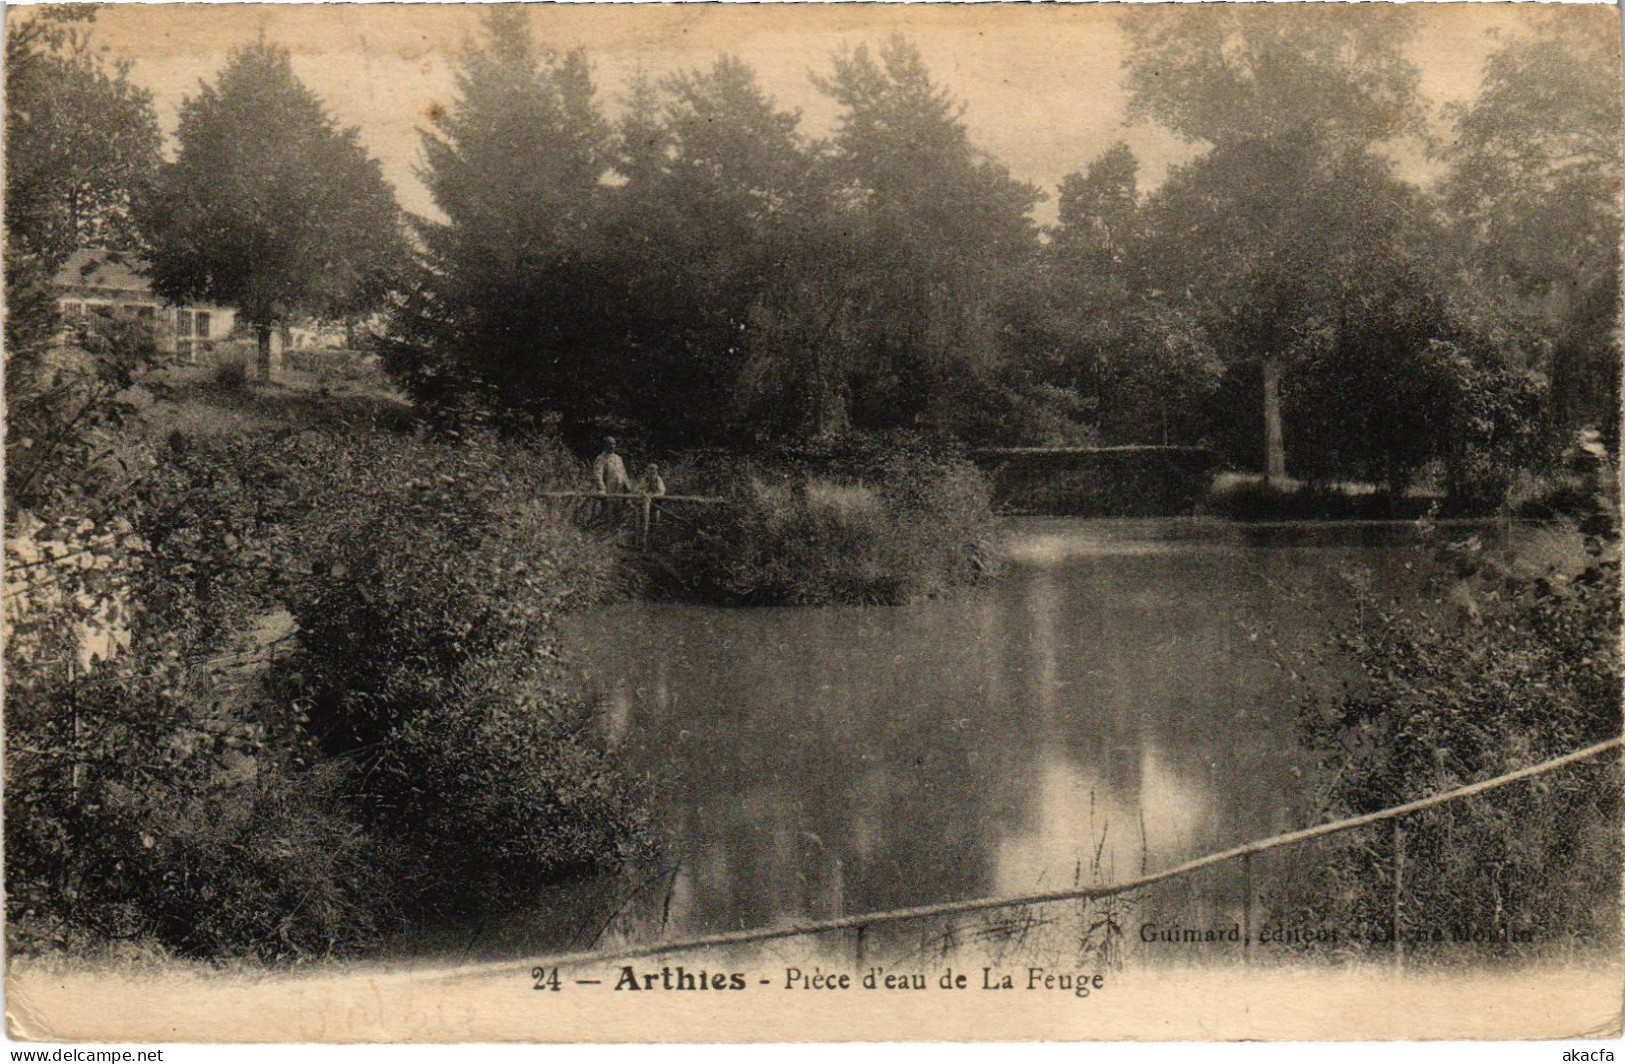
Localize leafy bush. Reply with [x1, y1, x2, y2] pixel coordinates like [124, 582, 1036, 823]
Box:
[6, 318, 165, 519]
[212, 355, 250, 390]
[1434, 350, 1552, 513]
[280, 440, 649, 906]
[6, 423, 650, 958]
[1274, 431, 1620, 960]
[4, 520, 391, 960]
[659, 434, 1000, 606]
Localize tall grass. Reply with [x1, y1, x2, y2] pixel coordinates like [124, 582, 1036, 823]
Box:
[658, 439, 1000, 606]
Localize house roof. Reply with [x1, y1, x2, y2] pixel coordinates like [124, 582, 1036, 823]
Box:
[51, 249, 232, 313]
[51, 249, 155, 297]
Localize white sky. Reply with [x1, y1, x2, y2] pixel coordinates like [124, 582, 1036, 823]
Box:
[47, 3, 1617, 225]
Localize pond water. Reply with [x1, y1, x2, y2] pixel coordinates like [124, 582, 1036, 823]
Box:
[514, 517, 1473, 958]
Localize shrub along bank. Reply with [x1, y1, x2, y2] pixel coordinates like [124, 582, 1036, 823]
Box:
[6, 424, 650, 961]
[1270, 433, 1620, 961]
[6, 391, 1000, 962]
[652, 434, 1002, 606]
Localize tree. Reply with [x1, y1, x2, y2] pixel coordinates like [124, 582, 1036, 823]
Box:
[4, 8, 164, 517]
[1124, 7, 1431, 486]
[5, 7, 161, 267]
[1441, 12, 1623, 447]
[607, 56, 826, 444]
[144, 40, 403, 380]
[1136, 136, 1468, 489]
[809, 37, 1043, 436]
[385, 9, 616, 438]
[1052, 142, 1139, 271]
[1035, 143, 1223, 447]
[816, 37, 1040, 263]
[640, 56, 815, 240]
[1123, 5, 1424, 150]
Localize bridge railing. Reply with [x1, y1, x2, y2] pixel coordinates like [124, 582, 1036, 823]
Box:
[436, 736, 1621, 979]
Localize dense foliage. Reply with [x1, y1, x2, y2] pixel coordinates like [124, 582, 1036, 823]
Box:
[9, 7, 1616, 501]
[142, 40, 405, 378]
[6, 4, 1621, 968]
[6, 422, 649, 960]
[271, 434, 643, 902]
[385, 9, 615, 439]
[6, 421, 390, 958]
[386, 16, 1051, 451]
[1276, 433, 1621, 958]
[4, 8, 160, 267]
[657, 435, 1000, 606]
[1442, 15, 1624, 448]
[371, 7, 1620, 509]
[4, 10, 164, 518]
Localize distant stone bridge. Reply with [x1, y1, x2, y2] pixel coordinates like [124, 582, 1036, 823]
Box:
[967, 445, 1217, 517]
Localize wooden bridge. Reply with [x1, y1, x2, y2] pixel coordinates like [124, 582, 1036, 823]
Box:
[538, 491, 730, 548]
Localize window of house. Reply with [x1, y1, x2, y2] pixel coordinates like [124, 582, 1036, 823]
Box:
[61, 302, 88, 343]
[176, 309, 194, 336]
[194, 311, 211, 339]
[87, 304, 115, 337]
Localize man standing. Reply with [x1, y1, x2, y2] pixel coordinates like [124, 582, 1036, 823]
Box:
[593, 436, 634, 494]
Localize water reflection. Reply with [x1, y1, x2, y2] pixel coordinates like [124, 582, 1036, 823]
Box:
[465, 517, 1474, 959]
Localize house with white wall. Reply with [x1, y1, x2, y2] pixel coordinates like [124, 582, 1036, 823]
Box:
[51, 248, 236, 363]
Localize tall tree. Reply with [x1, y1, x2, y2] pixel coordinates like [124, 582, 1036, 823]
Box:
[1135, 136, 1461, 489]
[816, 37, 1040, 263]
[811, 36, 1042, 436]
[4, 8, 164, 516]
[5, 7, 161, 267]
[1123, 6, 1423, 150]
[1052, 141, 1139, 271]
[144, 40, 403, 380]
[1026, 144, 1224, 448]
[1124, 6, 1428, 485]
[607, 56, 824, 444]
[386, 9, 615, 437]
[1442, 12, 1624, 446]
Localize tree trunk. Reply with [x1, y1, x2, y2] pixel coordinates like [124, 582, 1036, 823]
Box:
[256, 323, 273, 382]
[1262, 356, 1287, 489]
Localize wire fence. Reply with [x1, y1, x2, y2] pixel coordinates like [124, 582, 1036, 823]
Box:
[438, 736, 1622, 979]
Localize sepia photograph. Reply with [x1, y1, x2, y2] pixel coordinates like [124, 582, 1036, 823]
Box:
[3, 0, 1622, 1047]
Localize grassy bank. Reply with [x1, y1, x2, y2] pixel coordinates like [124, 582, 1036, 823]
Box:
[650, 434, 1002, 606]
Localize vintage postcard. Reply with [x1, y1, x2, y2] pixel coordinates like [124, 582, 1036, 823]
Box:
[4, 0, 1622, 1050]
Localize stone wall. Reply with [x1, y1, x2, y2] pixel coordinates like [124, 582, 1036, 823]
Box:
[970, 446, 1218, 517]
